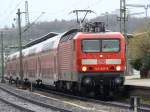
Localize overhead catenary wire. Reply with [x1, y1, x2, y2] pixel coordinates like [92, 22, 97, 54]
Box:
[23, 12, 45, 33]
[43, 0, 101, 21]
[24, 0, 83, 23]
[0, 0, 24, 28]
[1, 0, 103, 28]
[2, 0, 15, 16]
[7, 0, 24, 18]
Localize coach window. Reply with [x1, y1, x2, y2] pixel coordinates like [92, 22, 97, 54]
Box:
[82, 40, 100, 52]
[102, 39, 119, 52]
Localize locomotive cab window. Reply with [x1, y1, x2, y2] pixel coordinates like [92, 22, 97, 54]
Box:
[82, 39, 120, 52]
[102, 40, 119, 52]
[82, 40, 101, 52]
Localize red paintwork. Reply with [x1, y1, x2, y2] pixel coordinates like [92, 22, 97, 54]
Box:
[75, 32, 126, 72]
[58, 40, 76, 80]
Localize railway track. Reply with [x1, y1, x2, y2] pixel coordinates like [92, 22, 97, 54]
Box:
[0, 97, 34, 112]
[0, 84, 71, 112]
[1, 82, 150, 112]
[35, 85, 150, 112]
[0, 83, 128, 112]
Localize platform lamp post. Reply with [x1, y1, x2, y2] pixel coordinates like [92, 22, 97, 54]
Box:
[1, 31, 5, 83]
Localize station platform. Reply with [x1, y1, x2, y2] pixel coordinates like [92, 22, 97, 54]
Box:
[125, 74, 150, 87]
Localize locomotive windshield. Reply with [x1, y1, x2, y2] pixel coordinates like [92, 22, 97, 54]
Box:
[82, 39, 120, 52]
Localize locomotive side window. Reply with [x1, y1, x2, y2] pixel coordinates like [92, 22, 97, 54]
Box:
[102, 40, 119, 52]
[82, 40, 101, 52]
[82, 39, 120, 52]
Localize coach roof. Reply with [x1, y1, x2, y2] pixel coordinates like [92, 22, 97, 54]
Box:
[25, 32, 58, 48]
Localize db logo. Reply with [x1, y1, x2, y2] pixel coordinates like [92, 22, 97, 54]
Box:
[98, 59, 106, 64]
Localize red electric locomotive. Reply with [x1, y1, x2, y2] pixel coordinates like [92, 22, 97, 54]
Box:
[5, 22, 126, 96]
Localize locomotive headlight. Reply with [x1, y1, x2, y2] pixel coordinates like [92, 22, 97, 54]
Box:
[116, 66, 121, 71]
[82, 66, 87, 72]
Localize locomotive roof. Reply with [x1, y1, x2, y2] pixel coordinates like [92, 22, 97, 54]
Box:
[77, 31, 123, 35]
[73, 31, 124, 39]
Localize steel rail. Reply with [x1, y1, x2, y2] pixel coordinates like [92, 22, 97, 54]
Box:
[0, 97, 35, 112]
[1, 83, 150, 112]
[0, 85, 71, 112]
[36, 85, 150, 112]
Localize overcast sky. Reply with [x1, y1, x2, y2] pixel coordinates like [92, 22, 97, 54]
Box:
[0, 0, 149, 28]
